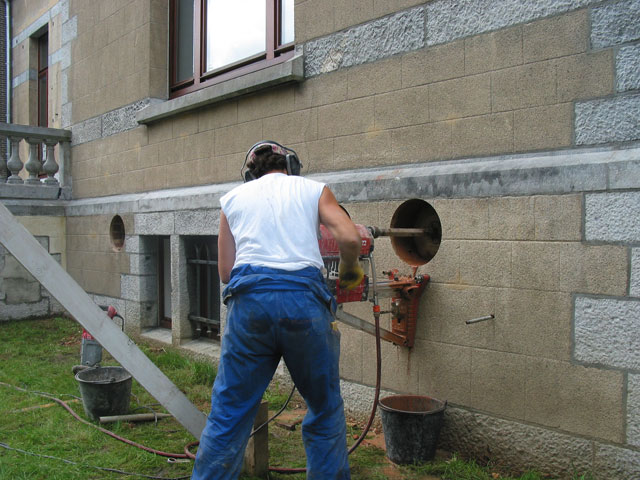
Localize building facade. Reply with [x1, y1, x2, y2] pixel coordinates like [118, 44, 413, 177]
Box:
[2, 0, 640, 477]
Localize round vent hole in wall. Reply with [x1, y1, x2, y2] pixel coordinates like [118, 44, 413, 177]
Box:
[110, 215, 125, 251]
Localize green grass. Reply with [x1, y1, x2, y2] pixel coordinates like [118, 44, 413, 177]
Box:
[0, 318, 201, 479]
[0, 317, 595, 480]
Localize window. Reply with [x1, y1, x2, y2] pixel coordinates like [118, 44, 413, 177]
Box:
[37, 32, 48, 170]
[37, 33, 48, 128]
[158, 237, 172, 329]
[185, 236, 220, 340]
[169, 0, 294, 97]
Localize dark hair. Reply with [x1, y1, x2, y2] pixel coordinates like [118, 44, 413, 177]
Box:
[248, 147, 287, 178]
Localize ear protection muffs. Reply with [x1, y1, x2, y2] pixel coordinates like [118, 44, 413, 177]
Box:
[241, 140, 302, 182]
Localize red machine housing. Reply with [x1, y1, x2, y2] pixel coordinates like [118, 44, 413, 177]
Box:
[318, 223, 373, 258]
[319, 224, 372, 304]
[82, 305, 119, 341]
[318, 224, 428, 347]
[384, 270, 428, 348]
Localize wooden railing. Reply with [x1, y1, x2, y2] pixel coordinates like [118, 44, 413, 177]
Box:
[0, 123, 72, 200]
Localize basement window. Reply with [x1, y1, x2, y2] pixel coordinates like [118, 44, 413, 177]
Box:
[185, 236, 220, 340]
[158, 236, 172, 329]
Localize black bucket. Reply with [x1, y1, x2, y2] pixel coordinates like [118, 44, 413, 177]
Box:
[379, 394, 446, 464]
[75, 366, 132, 421]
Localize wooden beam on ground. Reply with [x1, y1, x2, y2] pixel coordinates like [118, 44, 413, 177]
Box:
[0, 203, 206, 438]
[243, 401, 269, 477]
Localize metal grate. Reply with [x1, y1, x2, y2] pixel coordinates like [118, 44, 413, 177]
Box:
[186, 237, 220, 339]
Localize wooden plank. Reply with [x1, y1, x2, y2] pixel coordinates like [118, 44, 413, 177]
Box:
[0, 203, 206, 438]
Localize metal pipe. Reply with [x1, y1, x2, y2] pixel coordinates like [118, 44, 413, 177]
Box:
[369, 253, 378, 308]
[369, 227, 428, 238]
[99, 413, 172, 424]
[465, 314, 495, 325]
[334, 308, 406, 345]
[369, 278, 422, 298]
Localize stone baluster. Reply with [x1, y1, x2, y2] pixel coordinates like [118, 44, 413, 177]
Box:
[24, 138, 42, 185]
[0, 150, 6, 182]
[6, 136, 24, 184]
[42, 139, 59, 185]
[58, 140, 70, 188]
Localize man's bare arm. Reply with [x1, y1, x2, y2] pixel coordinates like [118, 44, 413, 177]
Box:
[318, 187, 363, 289]
[218, 212, 236, 284]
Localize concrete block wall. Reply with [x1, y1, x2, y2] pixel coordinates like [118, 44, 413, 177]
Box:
[64, 208, 223, 343]
[11, 0, 76, 129]
[66, 214, 131, 299]
[10, 0, 165, 139]
[336, 184, 639, 477]
[11, 146, 640, 478]
[66, 0, 167, 126]
[0, 228, 66, 321]
[6, 0, 640, 478]
[52, 0, 638, 200]
[576, 191, 640, 449]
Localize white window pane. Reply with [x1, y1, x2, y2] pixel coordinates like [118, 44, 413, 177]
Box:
[176, 0, 194, 82]
[206, 0, 266, 72]
[281, 0, 294, 45]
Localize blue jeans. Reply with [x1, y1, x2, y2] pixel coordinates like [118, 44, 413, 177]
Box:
[191, 267, 350, 480]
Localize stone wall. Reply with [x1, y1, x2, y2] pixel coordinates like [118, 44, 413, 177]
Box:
[66, 214, 130, 300]
[59, 145, 640, 478]
[7, 0, 640, 478]
[54, 0, 638, 199]
[0, 217, 66, 321]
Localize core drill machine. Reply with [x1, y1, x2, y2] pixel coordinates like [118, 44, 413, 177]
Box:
[319, 198, 442, 348]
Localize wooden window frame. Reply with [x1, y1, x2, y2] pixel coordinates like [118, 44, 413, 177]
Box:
[169, 0, 294, 98]
[37, 33, 48, 170]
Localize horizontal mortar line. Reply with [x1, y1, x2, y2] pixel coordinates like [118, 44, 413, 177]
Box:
[576, 90, 640, 104]
[430, 281, 616, 296]
[573, 292, 640, 302]
[467, 346, 576, 361]
[583, 240, 640, 248]
[403, 49, 609, 89]
[66, 252, 127, 258]
[61, 252, 116, 258]
[66, 267, 125, 274]
[416, 339, 569, 361]
[450, 238, 619, 243]
[571, 358, 640, 375]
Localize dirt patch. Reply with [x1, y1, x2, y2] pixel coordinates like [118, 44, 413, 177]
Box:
[272, 408, 306, 431]
[362, 430, 386, 451]
[60, 335, 80, 346]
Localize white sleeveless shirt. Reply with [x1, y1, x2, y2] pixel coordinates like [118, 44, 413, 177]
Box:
[220, 173, 326, 271]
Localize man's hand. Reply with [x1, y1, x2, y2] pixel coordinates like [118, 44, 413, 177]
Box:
[338, 259, 364, 291]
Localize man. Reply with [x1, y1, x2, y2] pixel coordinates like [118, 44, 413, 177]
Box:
[191, 141, 363, 479]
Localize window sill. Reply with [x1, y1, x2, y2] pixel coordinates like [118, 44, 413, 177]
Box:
[136, 53, 305, 125]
